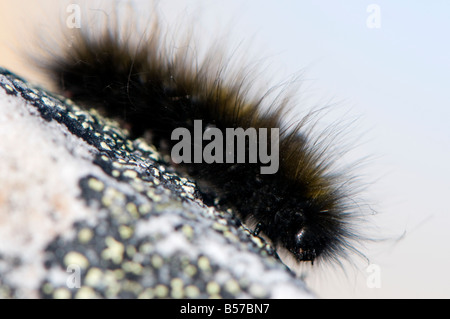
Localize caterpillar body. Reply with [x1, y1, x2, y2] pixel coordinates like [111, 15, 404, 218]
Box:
[37, 6, 366, 266]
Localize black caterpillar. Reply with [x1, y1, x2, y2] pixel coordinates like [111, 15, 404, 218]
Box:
[37, 6, 366, 266]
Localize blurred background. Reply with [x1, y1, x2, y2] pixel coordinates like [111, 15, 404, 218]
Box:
[1, 0, 449, 298]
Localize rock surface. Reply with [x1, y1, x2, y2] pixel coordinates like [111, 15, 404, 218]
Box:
[0, 68, 312, 299]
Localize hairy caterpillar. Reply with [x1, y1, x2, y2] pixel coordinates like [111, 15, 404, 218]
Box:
[34, 3, 367, 266]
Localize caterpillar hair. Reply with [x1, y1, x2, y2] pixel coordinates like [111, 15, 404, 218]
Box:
[34, 4, 368, 267]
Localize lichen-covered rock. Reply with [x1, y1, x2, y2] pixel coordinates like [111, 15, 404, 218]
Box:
[0, 68, 312, 299]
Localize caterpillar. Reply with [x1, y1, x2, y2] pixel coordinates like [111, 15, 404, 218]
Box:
[34, 3, 367, 266]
